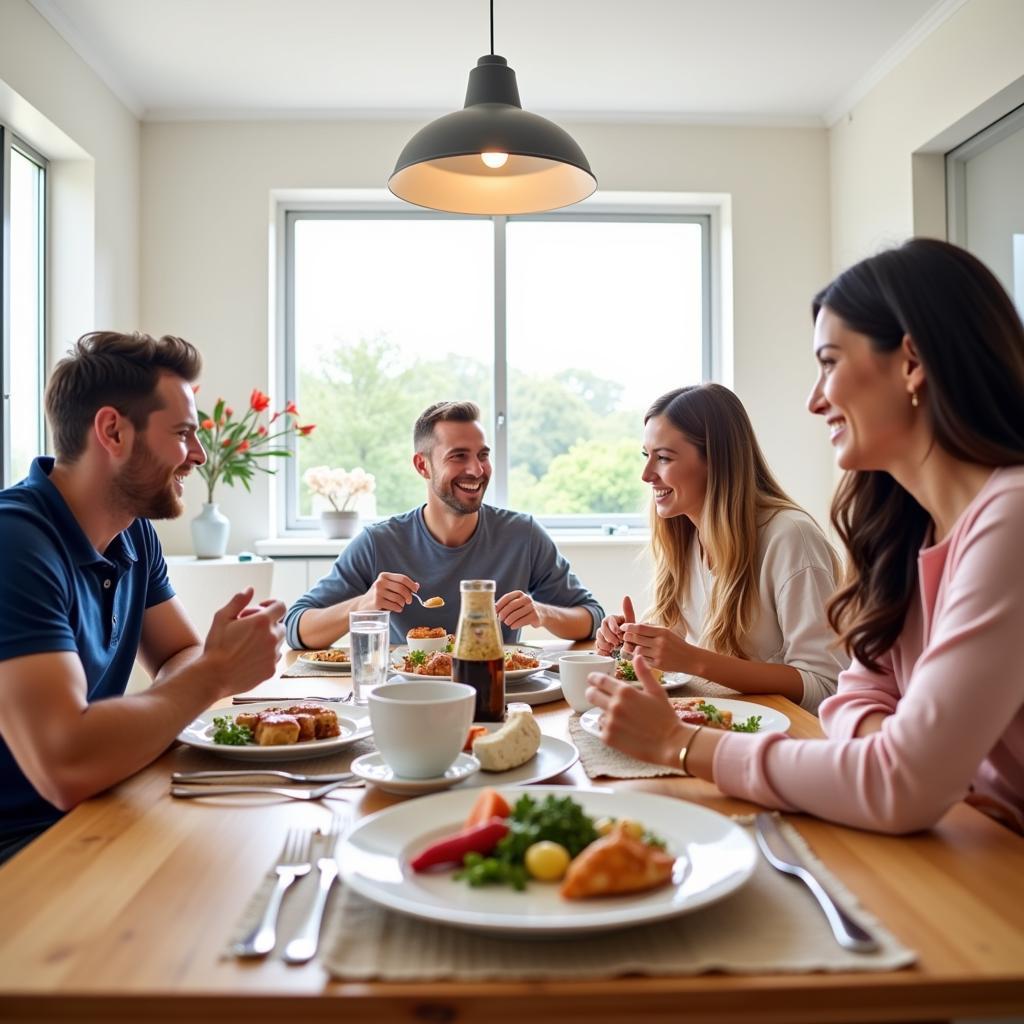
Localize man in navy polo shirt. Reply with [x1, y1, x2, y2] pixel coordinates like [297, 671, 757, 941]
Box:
[0, 331, 286, 863]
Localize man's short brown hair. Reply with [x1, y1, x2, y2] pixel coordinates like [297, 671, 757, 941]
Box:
[45, 331, 202, 462]
[413, 401, 482, 455]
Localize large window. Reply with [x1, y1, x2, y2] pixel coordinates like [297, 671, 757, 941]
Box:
[281, 201, 710, 531]
[1, 128, 47, 486]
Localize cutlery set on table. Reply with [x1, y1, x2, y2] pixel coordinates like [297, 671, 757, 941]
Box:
[232, 813, 345, 963]
[171, 768, 365, 799]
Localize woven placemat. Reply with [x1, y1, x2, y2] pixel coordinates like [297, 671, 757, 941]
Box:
[316, 817, 915, 980]
[281, 660, 352, 679]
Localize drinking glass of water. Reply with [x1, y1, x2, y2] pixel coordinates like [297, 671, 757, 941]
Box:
[350, 610, 391, 705]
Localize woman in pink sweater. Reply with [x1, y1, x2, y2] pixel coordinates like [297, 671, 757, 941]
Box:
[588, 239, 1024, 834]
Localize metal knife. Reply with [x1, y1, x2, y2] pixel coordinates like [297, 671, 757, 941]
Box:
[231, 694, 352, 704]
[754, 812, 878, 953]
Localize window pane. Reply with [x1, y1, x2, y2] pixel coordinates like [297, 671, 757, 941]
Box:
[506, 219, 704, 519]
[9, 148, 45, 481]
[292, 217, 493, 519]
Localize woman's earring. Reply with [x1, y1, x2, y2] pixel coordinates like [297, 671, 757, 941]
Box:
[910, 390, 919, 408]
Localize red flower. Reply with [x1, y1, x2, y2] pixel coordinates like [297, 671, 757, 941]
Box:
[237, 440, 250, 452]
[221, 438, 232, 447]
[201, 418, 215, 430]
[250, 388, 271, 412]
[224, 406, 234, 417]
[298, 424, 316, 436]
[257, 425, 267, 436]
[285, 401, 299, 416]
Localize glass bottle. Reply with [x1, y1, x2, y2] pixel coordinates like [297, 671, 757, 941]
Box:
[452, 579, 505, 722]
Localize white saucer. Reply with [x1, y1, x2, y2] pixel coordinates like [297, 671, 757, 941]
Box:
[350, 751, 481, 795]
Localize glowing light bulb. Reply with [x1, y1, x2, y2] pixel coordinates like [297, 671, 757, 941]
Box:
[480, 152, 509, 169]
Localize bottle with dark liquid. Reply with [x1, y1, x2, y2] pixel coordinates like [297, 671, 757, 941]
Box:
[452, 579, 505, 722]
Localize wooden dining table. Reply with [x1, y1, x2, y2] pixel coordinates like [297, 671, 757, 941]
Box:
[1, 646, 1022, 1024]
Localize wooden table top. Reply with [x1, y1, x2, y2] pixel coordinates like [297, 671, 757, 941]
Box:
[1, 649, 1022, 1023]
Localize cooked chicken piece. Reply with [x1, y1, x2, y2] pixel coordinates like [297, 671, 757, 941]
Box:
[234, 711, 260, 732]
[560, 824, 675, 900]
[254, 713, 300, 746]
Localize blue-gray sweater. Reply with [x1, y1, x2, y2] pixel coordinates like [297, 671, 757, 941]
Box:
[285, 505, 603, 646]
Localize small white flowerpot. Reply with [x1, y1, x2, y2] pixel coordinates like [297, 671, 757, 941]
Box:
[321, 510, 359, 539]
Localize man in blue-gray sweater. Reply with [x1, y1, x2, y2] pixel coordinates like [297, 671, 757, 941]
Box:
[285, 401, 603, 647]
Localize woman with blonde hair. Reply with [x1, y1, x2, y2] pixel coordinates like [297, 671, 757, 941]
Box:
[590, 239, 1024, 835]
[596, 383, 846, 712]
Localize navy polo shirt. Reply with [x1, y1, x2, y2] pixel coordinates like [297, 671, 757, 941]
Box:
[0, 457, 175, 848]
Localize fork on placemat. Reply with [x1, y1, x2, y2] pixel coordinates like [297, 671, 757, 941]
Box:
[282, 811, 345, 964]
[233, 828, 313, 958]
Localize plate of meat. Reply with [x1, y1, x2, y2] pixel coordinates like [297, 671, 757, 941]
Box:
[579, 697, 790, 741]
[391, 646, 553, 682]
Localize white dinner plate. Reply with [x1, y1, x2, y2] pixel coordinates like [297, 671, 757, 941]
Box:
[390, 645, 553, 682]
[296, 650, 351, 671]
[504, 670, 563, 706]
[339, 785, 756, 935]
[578, 698, 790, 740]
[177, 700, 372, 762]
[350, 751, 481, 795]
[459, 727, 578, 788]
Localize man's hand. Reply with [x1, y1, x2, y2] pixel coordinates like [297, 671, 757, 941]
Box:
[202, 588, 286, 697]
[358, 572, 418, 614]
[496, 590, 542, 630]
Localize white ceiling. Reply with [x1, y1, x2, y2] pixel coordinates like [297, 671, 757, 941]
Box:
[28, 0, 959, 125]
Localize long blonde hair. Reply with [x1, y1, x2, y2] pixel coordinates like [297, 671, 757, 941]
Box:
[646, 384, 823, 658]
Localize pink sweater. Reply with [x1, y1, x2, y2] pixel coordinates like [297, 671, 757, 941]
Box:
[713, 466, 1024, 834]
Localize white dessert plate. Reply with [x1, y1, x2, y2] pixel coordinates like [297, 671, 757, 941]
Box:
[350, 751, 481, 795]
[296, 649, 351, 671]
[177, 700, 372, 762]
[339, 785, 756, 935]
[457, 725, 578, 788]
[578, 698, 790, 740]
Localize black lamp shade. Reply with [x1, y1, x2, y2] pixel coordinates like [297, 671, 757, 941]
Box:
[389, 55, 597, 215]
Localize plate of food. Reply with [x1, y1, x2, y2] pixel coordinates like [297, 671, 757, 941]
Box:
[338, 785, 756, 935]
[177, 700, 372, 762]
[296, 648, 351, 671]
[579, 697, 790, 741]
[392, 646, 553, 682]
[455, 710, 578, 788]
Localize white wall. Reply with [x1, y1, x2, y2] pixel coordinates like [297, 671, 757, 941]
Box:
[140, 118, 834, 558]
[0, 0, 140, 347]
[829, 0, 1024, 270]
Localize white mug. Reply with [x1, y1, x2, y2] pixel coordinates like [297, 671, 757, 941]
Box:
[368, 681, 475, 778]
[559, 653, 615, 714]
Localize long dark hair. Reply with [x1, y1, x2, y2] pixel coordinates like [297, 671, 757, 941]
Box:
[815, 239, 1024, 670]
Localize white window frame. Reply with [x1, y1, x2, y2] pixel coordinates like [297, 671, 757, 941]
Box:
[273, 190, 726, 535]
[0, 127, 47, 488]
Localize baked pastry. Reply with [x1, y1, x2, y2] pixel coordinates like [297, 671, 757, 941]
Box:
[254, 713, 301, 746]
[560, 823, 675, 899]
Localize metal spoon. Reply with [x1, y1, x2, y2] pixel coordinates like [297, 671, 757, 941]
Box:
[411, 592, 445, 609]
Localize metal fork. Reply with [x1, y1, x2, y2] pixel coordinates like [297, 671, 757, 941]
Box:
[234, 828, 313, 958]
[282, 812, 345, 964]
[171, 779, 363, 800]
[172, 769, 355, 784]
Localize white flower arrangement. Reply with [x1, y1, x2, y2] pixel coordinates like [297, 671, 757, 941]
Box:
[303, 465, 376, 512]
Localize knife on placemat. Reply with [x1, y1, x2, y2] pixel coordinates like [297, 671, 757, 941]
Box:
[754, 812, 878, 953]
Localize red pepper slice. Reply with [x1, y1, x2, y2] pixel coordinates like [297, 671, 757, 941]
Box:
[409, 818, 510, 872]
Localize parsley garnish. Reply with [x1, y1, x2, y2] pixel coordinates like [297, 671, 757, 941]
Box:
[211, 715, 253, 745]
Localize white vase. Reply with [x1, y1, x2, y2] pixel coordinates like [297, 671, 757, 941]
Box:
[191, 502, 230, 558]
[320, 509, 359, 539]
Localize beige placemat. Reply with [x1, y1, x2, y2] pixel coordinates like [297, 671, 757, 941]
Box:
[318, 818, 915, 980]
[567, 676, 740, 779]
[281, 661, 352, 679]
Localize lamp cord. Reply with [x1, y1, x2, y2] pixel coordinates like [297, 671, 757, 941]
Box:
[490, 0, 494, 55]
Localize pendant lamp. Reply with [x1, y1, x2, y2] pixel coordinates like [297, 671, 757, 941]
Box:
[388, 1, 597, 215]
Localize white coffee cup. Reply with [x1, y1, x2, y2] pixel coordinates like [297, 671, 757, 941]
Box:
[559, 653, 615, 713]
[368, 681, 475, 778]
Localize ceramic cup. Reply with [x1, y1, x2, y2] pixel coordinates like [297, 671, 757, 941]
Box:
[368, 681, 475, 778]
[559, 652, 615, 714]
[405, 628, 450, 654]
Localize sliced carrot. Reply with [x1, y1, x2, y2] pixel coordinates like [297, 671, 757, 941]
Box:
[463, 787, 511, 828]
[462, 725, 488, 752]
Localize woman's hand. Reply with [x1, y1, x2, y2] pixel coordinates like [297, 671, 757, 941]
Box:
[585, 655, 688, 767]
[595, 595, 636, 655]
[620, 622, 703, 674]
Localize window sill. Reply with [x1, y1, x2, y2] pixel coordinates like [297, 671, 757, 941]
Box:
[254, 531, 649, 558]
